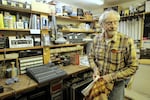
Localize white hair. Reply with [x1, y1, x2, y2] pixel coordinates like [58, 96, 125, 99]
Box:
[99, 10, 120, 25]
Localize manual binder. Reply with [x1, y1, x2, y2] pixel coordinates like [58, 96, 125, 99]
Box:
[0, 14, 4, 28]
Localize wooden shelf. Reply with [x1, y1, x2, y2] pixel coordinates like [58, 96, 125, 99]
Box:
[79, 19, 94, 22]
[0, 57, 18, 61]
[0, 28, 52, 32]
[0, 28, 30, 31]
[31, 10, 51, 15]
[56, 16, 94, 22]
[0, 46, 43, 52]
[120, 13, 144, 18]
[61, 29, 95, 33]
[50, 43, 85, 48]
[0, 4, 51, 15]
[0, 4, 31, 13]
[0, 43, 85, 53]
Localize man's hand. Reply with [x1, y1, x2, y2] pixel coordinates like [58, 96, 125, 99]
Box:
[93, 67, 100, 80]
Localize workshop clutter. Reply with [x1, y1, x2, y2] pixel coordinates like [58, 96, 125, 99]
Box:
[54, 1, 93, 20]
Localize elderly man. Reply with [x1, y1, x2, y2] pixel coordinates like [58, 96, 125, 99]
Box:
[88, 10, 138, 100]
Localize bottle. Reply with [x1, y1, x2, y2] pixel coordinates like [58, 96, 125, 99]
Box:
[11, 62, 17, 78]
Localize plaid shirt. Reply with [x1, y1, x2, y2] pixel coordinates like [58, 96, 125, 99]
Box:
[88, 32, 138, 81]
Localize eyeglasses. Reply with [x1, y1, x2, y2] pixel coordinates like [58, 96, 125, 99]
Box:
[105, 20, 119, 25]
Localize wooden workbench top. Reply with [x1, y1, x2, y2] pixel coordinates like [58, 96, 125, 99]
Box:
[0, 75, 38, 99]
[60, 65, 91, 75]
[0, 65, 91, 99]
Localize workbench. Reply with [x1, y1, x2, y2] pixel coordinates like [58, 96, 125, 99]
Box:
[0, 65, 91, 100]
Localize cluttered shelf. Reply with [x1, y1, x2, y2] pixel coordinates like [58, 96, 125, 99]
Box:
[0, 43, 85, 53]
[120, 12, 144, 18]
[0, 46, 43, 52]
[119, 11, 150, 18]
[0, 4, 31, 13]
[0, 4, 52, 16]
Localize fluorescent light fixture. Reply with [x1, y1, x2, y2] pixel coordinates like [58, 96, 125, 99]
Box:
[87, 0, 104, 5]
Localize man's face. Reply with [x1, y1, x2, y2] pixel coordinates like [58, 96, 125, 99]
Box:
[102, 13, 119, 35]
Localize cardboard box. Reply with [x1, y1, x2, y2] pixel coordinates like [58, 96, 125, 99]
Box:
[32, 1, 55, 14]
[70, 53, 79, 65]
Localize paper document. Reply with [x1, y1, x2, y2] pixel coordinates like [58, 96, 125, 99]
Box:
[81, 76, 100, 96]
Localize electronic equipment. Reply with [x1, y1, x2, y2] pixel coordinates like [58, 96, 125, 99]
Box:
[19, 50, 42, 58]
[27, 84, 50, 100]
[0, 37, 6, 48]
[63, 70, 93, 100]
[33, 37, 41, 46]
[140, 48, 150, 59]
[51, 91, 63, 100]
[71, 78, 92, 100]
[64, 33, 86, 43]
[19, 55, 43, 74]
[77, 8, 84, 16]
[63, 78, 92, 100]
[50, 79, 63, 100]
[26, 64, 67, 84]
[74, 33, 86, 43]
[8, 36, 33, 48]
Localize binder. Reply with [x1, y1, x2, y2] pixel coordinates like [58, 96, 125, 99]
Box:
[0, 14, 4, 28]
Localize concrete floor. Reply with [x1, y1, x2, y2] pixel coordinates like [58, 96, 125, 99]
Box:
[125, 64, 150, 100]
